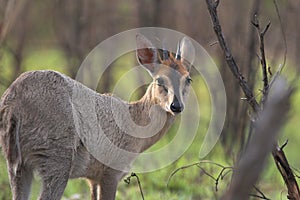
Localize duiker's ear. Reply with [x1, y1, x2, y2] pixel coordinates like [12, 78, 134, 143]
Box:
[178, 37, 195, 72]
[136, 34, 159, 76]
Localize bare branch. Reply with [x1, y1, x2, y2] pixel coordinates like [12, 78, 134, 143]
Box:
[261, 21, 271, 36]
[167, 160, 232, 192]
[280, 139, 288, 150]
[273, 142, 300, 200]
[252, 15, 271, 105]
[205, 0, 260, 112]
[221, 78, 294, 200]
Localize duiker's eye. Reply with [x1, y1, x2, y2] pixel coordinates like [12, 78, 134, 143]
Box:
[156, 77, 168, 92]
[186, 77, 192, 85]
[156, 77, 164, 86]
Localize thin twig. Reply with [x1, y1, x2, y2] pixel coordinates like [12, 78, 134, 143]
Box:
[167, 160, 233, 192]
[252, 15, 271, 106]
[197, 165, 233, 192]
[197, 166, 218, 186]
[280, 139, 288, 150]
[250, 185, 271, 200]
[124, 173, 145, 200]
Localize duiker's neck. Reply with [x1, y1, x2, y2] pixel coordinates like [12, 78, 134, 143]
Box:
[129, 83, 164, 125]
[128, 83, 175, 151]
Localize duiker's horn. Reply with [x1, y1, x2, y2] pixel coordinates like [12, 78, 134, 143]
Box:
[175, 41, 181, 60]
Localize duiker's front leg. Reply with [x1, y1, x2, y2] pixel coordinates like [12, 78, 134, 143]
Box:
[38, 161, 71, 200]
[99, 176, 118, 200]
[36, 150, 73, 200]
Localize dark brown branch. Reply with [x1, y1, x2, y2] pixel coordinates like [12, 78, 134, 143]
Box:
[252, 15, 271, 105]
[205, 0, 260, 112]
[272, 143, 300, 200]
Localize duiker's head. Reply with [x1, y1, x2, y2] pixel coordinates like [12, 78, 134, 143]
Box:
[136, 34, 195, 115]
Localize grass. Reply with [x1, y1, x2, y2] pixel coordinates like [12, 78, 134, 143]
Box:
[0, 47, 300, 200]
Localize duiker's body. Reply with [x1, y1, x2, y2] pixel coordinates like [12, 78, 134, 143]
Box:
[0, 34, 195, 200]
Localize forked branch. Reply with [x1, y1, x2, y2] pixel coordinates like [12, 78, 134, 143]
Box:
[272, 142, 300, 200]
[205, 0, 260, 112]
[167, 160, 233, 192]
[251, 15, 271, 105]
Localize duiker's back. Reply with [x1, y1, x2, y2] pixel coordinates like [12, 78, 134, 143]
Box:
[0, 70, 83, 170]
[0, 69, 126, 160]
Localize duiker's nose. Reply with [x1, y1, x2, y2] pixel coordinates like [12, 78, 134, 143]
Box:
[170, 96, 184, 113]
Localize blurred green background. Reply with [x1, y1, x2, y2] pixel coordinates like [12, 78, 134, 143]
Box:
[0, 0, 300, 199]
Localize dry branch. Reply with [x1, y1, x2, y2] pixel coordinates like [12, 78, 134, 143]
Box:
[167, 160, 232, 192]
[221, 78, 292, 200]
[205, 0, 260, 112]
[252, 16, 271, 105]
[272, 143, 300, 200]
